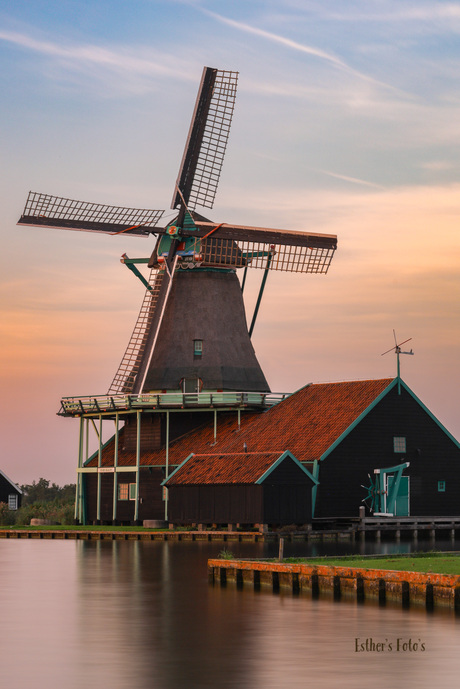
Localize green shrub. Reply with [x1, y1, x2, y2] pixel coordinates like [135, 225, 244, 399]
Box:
[0, 502, 16, 526]
[218, 548, 235, 559]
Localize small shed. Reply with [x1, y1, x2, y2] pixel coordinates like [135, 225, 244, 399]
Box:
[163, 450, 318, 526]
[0, 470, 22, 510]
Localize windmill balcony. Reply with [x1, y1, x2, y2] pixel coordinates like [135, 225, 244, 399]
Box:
[59, 391, 290, 417]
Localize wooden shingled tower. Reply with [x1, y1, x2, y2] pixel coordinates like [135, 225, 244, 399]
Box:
[18, 67, 338, 524]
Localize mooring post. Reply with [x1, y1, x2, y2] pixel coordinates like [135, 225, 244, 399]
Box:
[279, 537, 284, 561]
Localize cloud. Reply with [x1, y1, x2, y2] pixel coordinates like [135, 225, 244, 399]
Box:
[198, 7, 401, 92]
[0, 29, 196, 93]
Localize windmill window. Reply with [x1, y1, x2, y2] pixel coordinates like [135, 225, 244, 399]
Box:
[194, 339, 203, 357]
[393, 436, 406, 453]
[438, 480, 446, 493]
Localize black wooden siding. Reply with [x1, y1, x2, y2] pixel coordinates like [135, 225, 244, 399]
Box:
[314, 384, 460, 518]
[0, 474, 21, 508]
[85, 468, 165, 523]
[168, 456, 314, 525]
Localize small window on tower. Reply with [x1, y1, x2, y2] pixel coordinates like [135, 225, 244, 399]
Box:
[393, 436, 406, 453]
[194, 339, 203, 357]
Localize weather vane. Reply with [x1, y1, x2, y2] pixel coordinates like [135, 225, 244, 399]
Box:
[381, 330, 414, 393]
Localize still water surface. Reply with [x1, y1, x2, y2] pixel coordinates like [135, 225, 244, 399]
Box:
[1, 537, 460, 689]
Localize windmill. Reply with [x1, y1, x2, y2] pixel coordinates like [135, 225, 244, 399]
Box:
[18, 67, 337, 399]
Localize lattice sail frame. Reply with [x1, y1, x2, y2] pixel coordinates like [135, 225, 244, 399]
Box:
[19, 192, 164, 235]
[172, 69, 238, 211]
[199, 238, 335, 273]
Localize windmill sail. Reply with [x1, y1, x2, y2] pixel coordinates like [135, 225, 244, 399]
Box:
[171, 68, 238, 212]
[18, 191, 163, 235]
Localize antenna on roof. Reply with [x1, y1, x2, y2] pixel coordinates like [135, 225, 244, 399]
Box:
[381, 330, 414, 393]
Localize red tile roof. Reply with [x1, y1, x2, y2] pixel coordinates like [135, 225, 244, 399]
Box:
[219, 379, 393, 462]
[85, 411, 260, 468]
[85, 379, 393, 468]
[165, 452, 284, 485]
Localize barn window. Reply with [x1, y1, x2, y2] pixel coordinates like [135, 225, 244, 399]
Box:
[438, 480, 446, 492]
[194, 339, 203, 357]
[118, 483, 136, 501]
[118, 483, 129, 500]
[393, 436, 406, 453]
[8, 494, 18, 510]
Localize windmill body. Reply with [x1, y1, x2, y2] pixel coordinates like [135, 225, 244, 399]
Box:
[18, 67, 337, 524]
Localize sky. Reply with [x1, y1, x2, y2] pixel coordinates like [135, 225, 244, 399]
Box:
[1, 0, 459, 486]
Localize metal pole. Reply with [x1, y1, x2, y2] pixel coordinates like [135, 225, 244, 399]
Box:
[248, 252, 272, 337]
[214, 409, 217, 443]
[241, 266, 248, 293]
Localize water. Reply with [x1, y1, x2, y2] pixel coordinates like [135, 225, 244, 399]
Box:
[1, 538, 460, 688]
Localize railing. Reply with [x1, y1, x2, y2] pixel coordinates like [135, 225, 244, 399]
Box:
[59, 391, 291, 415]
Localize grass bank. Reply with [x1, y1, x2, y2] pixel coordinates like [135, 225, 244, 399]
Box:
[280, 552, 460, 575]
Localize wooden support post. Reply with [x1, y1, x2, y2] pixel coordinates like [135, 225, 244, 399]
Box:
[96, 415, 102, 522]
[333, 575, 341, 600]
[112, 413, 119, 522]
[292, 572, 300, 595]
[165, 410, 170, 521]
[375, 530, 381, 542]
[401, 580, 410, 608]
[75, 416, 84, 522]
[134, 410, 141, 523]
[278, 537, 284, 561]
[378, 579, 386, 605]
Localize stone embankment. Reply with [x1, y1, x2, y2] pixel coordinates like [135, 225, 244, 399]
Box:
[208, 558, 460, 610]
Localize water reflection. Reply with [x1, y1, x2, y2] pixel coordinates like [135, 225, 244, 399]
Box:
[1, 538, 460, 689]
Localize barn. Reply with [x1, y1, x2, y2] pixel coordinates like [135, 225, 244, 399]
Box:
[78, 376, 460, 525]
[163, 451, 318, 526]
[0, 470, 22, 511]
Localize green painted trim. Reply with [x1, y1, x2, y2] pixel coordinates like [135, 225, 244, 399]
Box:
[125, 261, 154, 293]
[311, 459, 319, 518]
[255, 450, 319, 485]
[320, 379, 398, 462]
[398, 379, 460, 449]
[112, 414, 119, 521]
[161, 453, 195, 486]
[121, 257, 150, 264]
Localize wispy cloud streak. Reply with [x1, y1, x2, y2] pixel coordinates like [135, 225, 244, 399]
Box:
[199, 8, 399, 91]
[0, 29, 193, 82]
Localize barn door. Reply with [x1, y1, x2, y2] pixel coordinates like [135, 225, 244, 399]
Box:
[386, 474, 410, 516]
[364, 462, 410, 516]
